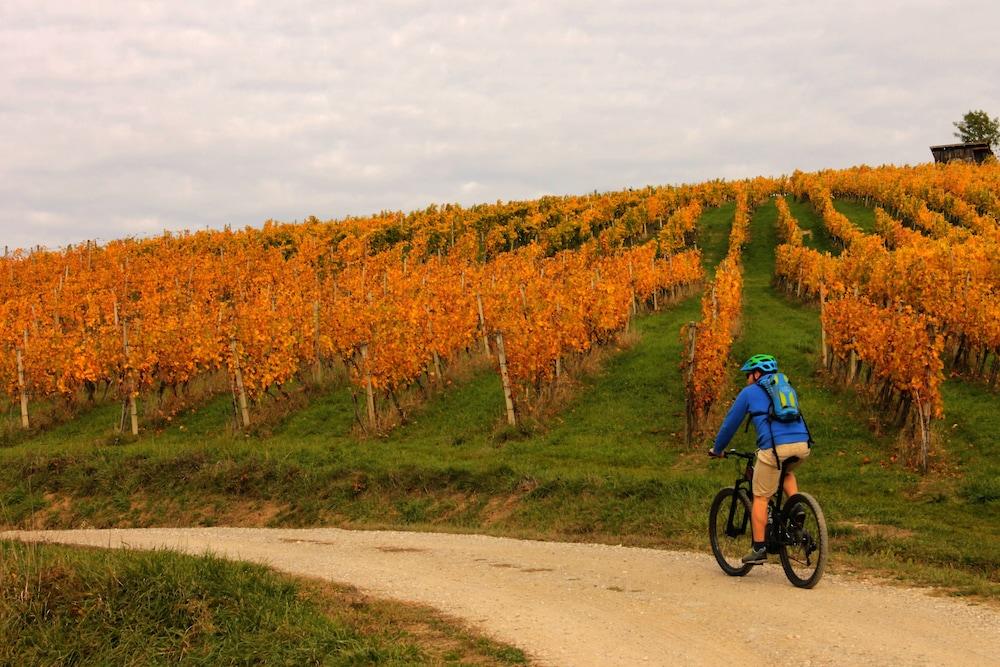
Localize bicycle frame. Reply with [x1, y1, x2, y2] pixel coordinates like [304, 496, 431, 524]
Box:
[721, 451, 753, 539]
[722, 449, 796, 550]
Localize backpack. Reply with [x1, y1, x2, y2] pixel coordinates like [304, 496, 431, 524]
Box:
[756, 373, 802, 423]
[744, 372, 814, 449]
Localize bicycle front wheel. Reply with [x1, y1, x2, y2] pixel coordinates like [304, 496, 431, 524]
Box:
[778, 492, 828, 588]
[708, 487, 754, 576]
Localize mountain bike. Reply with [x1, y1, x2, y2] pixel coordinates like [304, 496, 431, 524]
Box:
[708, 449, 828, 588]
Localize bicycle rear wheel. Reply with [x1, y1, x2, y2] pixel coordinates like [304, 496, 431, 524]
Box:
[778, 492, 828, 588]
[708, 487, 754, 576]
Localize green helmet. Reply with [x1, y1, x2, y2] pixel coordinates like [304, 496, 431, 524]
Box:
[740, 354, 777, 374]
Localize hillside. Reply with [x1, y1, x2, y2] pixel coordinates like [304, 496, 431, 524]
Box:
[2, 164, 999, 601]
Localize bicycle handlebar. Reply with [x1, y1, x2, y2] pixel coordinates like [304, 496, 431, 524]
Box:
[707, 447, 755, 460]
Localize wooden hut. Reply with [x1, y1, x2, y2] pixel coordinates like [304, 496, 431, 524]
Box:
[929, 142, 994, 164]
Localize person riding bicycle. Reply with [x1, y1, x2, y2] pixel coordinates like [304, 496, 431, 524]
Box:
[708, 354, 811, 565]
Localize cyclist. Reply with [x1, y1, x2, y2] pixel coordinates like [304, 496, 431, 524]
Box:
[708, 354, 811, 565]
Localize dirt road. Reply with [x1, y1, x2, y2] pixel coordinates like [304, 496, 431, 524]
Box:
[6, 527, 998, 666]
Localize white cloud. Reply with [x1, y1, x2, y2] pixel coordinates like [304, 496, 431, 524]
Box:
[0, 0, 998, 250]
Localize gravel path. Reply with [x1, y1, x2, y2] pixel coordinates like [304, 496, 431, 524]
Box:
[6, 527, 998, 666]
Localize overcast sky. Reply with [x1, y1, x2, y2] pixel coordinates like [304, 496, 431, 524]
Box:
[2, 1, 998, 250]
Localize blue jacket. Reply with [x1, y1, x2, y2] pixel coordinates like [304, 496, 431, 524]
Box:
[712, 380, 811, 455]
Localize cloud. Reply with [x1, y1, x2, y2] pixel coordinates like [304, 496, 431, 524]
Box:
[0, 1, 998, 249]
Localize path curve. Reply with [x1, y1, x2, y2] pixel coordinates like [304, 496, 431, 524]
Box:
[6, 528, 998, 666]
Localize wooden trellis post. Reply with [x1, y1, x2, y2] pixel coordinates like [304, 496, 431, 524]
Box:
[313, 299, 323, 383]
[915, 392, 930, 473]
[119, 321, 139, 436]
[555, 302, 563, 379]
[16, 347, 29, 429]
[423, 305, 444, 385]
[668, 254, 676, 300]
[684, 323, 698, 446]
[847, 337, 858, 385]
[819, 284, 828, 368]
[494, 331, 516, 426]
[359, 342, 377, 430]
[128, 388, 139, 436]
[476, 293, 490, 355]
[229, 339, 250, 429]
[628, 264, 637, 315]
[432, 349, 443, 384]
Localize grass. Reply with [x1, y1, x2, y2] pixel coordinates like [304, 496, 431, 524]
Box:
[0, 539, 527, 665]
[1, 199, 997, 603]
[832, 198, 877, 233]
[783, 196, 837, 254]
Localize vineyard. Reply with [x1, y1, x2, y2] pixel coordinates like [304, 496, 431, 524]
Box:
[2, 162, 999, 599]
[1, 182, 733, 438]
[772, 166, 1000, 468]
[1, 162, 999, 471]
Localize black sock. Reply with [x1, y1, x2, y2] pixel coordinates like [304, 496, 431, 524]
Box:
[752, 541, 765, 550]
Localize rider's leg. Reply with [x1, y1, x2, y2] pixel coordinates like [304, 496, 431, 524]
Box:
[783, 471, 798, 498]
[751, 493, 768, 542]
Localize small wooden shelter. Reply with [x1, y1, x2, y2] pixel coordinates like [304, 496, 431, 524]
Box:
[929, 142, 994, 164]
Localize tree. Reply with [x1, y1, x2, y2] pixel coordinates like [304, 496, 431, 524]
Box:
[953, 110, 1000, 148]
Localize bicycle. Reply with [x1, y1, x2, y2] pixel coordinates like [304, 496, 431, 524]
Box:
[708, 449, 828, 588]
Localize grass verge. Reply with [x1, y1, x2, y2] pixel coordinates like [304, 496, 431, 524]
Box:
[0, 539, 527, 665]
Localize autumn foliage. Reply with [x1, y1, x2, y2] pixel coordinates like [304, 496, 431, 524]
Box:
[0, 182, 719, 433]
[682, 183, 777, 439]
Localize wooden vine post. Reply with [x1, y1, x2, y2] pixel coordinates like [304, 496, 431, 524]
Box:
[628, 263, 637, 315]
[914, 391, 931, 474]
[120, 321, 139, 436]
[128, 389, 139, 436]
[432, 349, 443, 384]
[229, 339, 250, 429]
[359, 342, 377, 430]
[683, 322, 698, 446]
[313, 299, 322, 383]
[16, 346, 29, 429]
[916, 324, 937, 473]
[475, 293, 490, 355]
[555, 303, 563, 379]
[668, 253, 676, 300]
[847, 337, 858, 385]
[650, 256, 658, 311]
[425, 305, 443, 385]
[819, 284, 828, 369]
[494, 330, 516, 426]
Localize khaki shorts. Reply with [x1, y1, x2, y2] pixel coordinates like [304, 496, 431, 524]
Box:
[752, 442, 811, 498]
